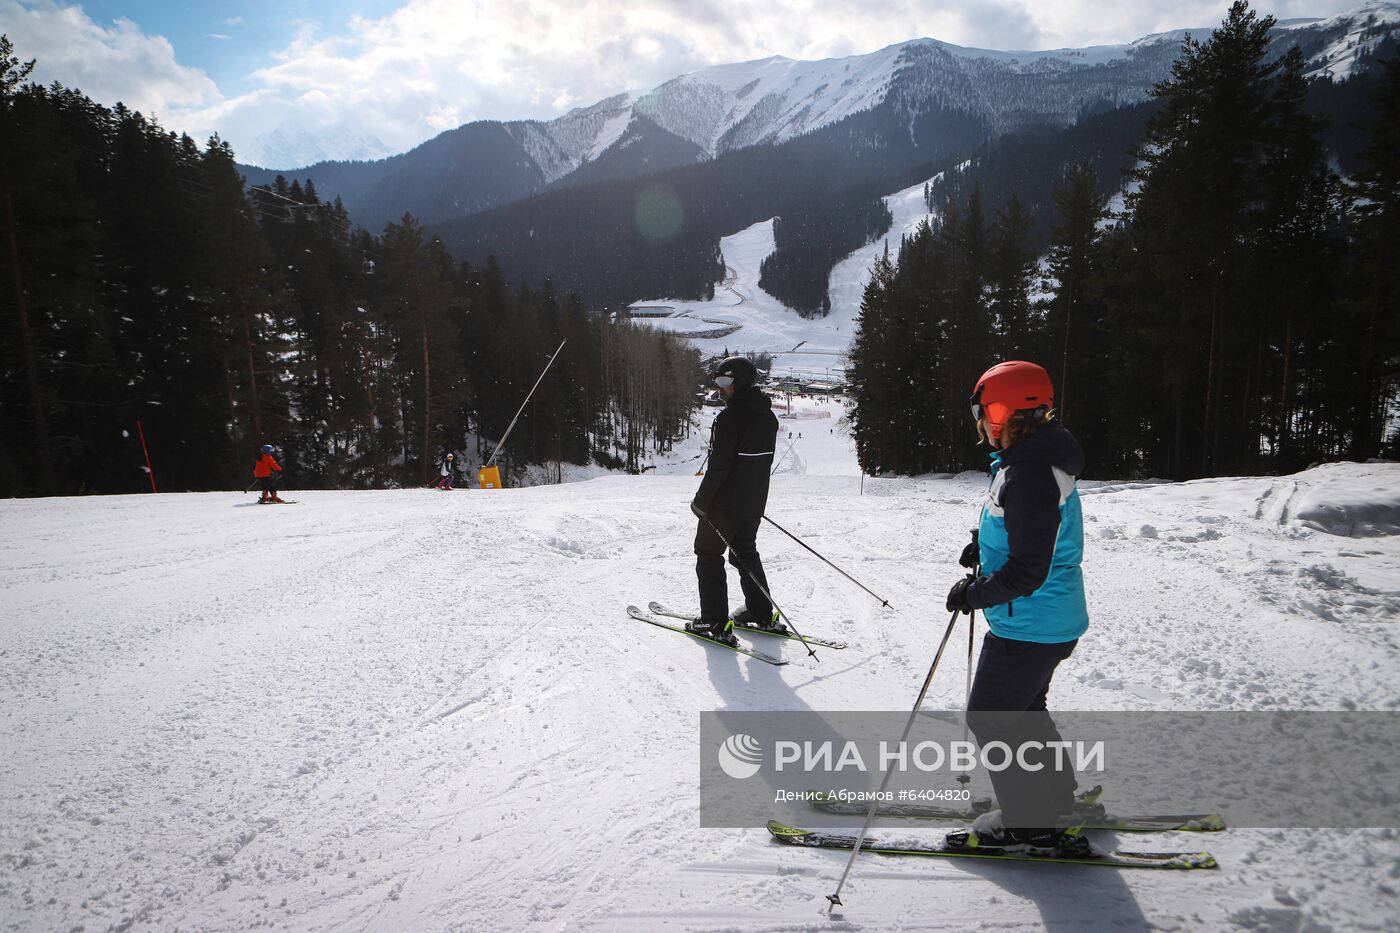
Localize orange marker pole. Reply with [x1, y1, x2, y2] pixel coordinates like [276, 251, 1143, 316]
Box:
[136, 419, 157, 493]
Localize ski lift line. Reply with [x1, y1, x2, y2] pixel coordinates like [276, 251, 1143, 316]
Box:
[247, 184, 332, 209]
[129, 172, 367, 248]
[249, 191, 350, 224]
[485, 339, 567, 468]
[246, 185, 356, 230]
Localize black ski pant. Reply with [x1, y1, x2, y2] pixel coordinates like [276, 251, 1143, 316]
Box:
[965, 632, 1078, 829]
[694, 513, 769, 624]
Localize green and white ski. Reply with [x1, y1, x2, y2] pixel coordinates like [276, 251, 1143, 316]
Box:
[766, 820, 1218, 869]
[626, 606, 787, 665]
[807, 790, 1226, 832]
[647, 601, 847, 649]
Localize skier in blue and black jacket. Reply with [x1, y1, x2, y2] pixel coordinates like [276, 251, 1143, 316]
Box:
[944, 360, 1091, 856]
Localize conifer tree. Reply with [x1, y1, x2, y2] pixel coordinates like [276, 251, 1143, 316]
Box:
[1346, 54, 1400, 458]
[986, 195, 1038, 360]
[1045, 165, 1106, 422]
[379, 214, 466, 483]
[1126, 0, 1341, 477]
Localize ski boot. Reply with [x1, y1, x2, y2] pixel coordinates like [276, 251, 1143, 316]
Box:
[270, 495, 286, 504]
[944, 824, 1091, 857]
[258, 492, 271, 504]
[944, 807, 1093, 857]
[732, 606, 787, 634]
[686, 618, 739, 647]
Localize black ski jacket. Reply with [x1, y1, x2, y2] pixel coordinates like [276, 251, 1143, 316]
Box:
[693, 386, 780, 520]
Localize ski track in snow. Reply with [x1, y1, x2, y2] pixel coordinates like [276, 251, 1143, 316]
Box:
[2, 407, 1399, 931]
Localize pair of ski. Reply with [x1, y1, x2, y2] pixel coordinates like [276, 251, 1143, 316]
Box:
[808, 790, 1227, 834]
[626, 602, 847, 666]
[628, 603, 1218, 869]
[772, 788, 1222, 870]
[766, 820, 1219, 870]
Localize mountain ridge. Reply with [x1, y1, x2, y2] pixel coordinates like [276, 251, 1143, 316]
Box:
[236, 3, 1400, 234]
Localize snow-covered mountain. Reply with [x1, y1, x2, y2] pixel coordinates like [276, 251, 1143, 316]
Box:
[246, 123, 391, 172]
[511, 1, 1399, 184]
[239, 3, 1400, 230]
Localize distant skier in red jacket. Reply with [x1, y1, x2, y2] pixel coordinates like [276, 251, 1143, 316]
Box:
[254, 445, 285, 504]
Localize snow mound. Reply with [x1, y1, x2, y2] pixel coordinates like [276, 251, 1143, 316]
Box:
[1290, 462, 1400, 537]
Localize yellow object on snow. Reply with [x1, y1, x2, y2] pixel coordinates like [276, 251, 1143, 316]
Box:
[477, 465, 502, 489]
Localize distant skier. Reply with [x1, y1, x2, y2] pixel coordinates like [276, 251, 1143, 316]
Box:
[943, 361, 1090, 855]
[253, 444, 285, 504]
[437, 452, 457, 490]
[687, 357, 781, 646]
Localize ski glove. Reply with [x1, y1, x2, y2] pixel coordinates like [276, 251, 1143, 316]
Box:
[946, 575, 977, 615]
[690, 499, 706, 519]
[958, 530, 980, 569]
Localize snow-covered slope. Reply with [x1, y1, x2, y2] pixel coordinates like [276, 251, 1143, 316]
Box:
[635, 172, 938, 380]
[1280, 0, 1400, 78]
[635, 43, 909, 155]
[2, 449, 1398, 931]
[506, 93, 637, 183]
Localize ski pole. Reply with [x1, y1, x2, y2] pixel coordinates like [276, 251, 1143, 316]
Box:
[762, 514, 894, 609]
[702, 514, 820, 661]
[958, 606, 976, 787]
[827, 607, 964, 910]
[770, 438, 797, 476]
[696, 419, 716, 476]
[955, 552, 981, 787]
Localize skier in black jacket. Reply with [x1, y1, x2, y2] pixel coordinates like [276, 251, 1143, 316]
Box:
[688, 357, 781, 646]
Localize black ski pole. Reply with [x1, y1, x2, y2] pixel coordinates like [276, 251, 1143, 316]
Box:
[762, 514, 893, 609]
[827, 606, 964, 910]
[957, 535, 980, 786]
[769, 437, 797, 476]
[702, 514, 820, 661]
[695, 419, 715, 477]
[958, 602, 977, 788]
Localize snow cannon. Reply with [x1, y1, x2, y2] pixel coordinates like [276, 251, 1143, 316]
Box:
[477, 465, 502, 489]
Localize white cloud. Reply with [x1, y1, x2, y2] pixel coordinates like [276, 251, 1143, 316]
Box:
[0, 0, 220, 119]
[2, 0, 1375, 168]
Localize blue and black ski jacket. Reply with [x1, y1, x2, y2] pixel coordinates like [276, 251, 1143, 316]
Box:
[965, 421, 1089, 644]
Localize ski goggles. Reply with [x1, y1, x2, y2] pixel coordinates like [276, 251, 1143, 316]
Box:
[713, 374, 735, 388]
[970, 397, 1016, 426]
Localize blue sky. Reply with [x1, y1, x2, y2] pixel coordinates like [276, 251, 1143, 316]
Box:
[70, 0, 404, 93]
[0, 0, 1375, 168]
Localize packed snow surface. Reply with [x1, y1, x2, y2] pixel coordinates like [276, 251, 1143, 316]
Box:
[3, 410, 1398, 931]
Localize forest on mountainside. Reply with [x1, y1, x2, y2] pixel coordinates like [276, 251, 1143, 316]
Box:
[429, 102, 989, 312]
[0, 36, 699, 498]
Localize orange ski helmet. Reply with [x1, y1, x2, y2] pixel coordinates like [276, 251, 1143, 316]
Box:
[970, 361, 1054, 441]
